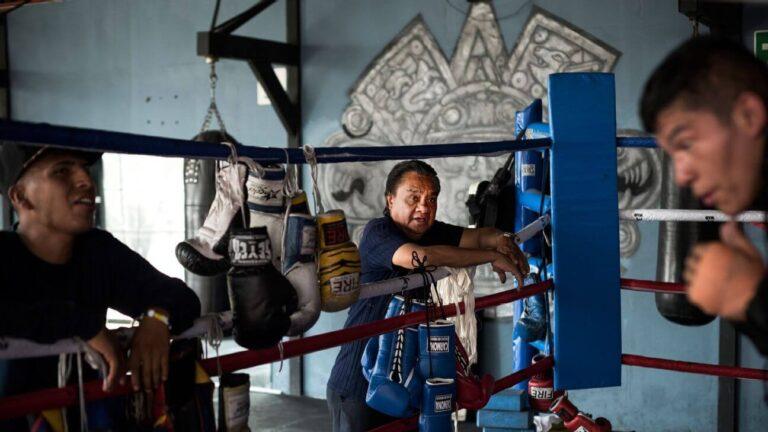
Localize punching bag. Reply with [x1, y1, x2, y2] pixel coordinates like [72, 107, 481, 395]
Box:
[183, 130, 239, 314]
[655, 152, 715, 326]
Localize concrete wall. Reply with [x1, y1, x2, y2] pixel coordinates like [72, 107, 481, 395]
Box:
[7, 1, 767, 430]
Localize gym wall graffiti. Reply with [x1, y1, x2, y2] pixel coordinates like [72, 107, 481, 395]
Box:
[319, 3, 655, 294]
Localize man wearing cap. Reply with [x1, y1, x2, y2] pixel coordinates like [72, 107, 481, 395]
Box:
[0, 143, 201, 429]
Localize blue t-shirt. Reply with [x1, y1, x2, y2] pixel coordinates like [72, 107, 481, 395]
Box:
[326, 216, 463, 400]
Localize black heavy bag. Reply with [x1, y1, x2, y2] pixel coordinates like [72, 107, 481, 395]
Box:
[184, 130, 240, 314]
[655, 152, 715, 326]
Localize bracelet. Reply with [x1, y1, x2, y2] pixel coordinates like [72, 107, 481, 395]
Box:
[141, 308, 170, 329]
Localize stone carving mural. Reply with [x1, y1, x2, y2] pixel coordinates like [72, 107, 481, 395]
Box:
[320, 3, 657, 292]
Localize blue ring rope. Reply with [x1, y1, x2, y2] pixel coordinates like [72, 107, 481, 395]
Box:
[0, 120, 551, 164]
[0, 120, 658, 164]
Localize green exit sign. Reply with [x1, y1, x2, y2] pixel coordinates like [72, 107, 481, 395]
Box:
[755, 31, 768, 62]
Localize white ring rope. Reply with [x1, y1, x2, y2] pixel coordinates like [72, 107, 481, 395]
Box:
[0, 218, 549, 360]
[620, 209, 767, 223]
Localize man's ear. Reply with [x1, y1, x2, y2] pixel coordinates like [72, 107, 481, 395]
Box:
[8, 183, 30, 211]
[732, 92, 767, 138]
[385, 193, 394, 211]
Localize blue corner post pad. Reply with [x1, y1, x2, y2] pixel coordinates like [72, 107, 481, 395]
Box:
[515, 99, 543, 135]
[548, 73, 622, 390]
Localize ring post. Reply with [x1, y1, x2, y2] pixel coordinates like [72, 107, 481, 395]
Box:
[548, 73, 621, 390]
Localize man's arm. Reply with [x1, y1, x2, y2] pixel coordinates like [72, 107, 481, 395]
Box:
[101, 233, 201, 332]
[458, 227, 530, 275]
[458, 226, 501, 250]
[392, 243, 524, 286]
[98, 231, 201, 391]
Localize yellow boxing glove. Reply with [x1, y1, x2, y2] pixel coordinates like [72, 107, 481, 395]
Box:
[316, 210, 361, 312]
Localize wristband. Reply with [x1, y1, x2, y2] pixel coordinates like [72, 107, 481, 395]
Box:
[141, 308, 170, 329]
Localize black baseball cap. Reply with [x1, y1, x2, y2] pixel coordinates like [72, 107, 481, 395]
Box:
[0, 142, 102, 195]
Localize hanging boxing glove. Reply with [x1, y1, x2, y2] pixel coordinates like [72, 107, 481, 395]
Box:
[283, 193, 320, 335]
[180, 130, 240, 312]
[227, 227, 297, 349]
[455, 339, 494, 410]
[418, 320, 456, 380]
[418, 378, 456, 432]
[317, 210, 361, 312]
[177, 160, 247, 277]
[528, 353, 563, 412]
[246, 163, 287, 269]
[365, 296, 422, 418]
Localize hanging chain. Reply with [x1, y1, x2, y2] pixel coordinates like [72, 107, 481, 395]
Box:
[199, 58, 227, 135]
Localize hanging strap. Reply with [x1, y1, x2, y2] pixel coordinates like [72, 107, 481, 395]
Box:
[302, 145, 324, 214]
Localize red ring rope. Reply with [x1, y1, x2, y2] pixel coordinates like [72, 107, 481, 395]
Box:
[369, 356, 554, 432]
[0, 280, 553, 420]
[622, 354, 768, 381]
[620, 278, 686, 294]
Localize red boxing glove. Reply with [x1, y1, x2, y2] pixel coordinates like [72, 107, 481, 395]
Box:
[455, 338, 495, 410]
[550, 394, 612, 432]
[528, 353, 564, 412]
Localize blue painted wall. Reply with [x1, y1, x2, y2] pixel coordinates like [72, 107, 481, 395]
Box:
[8, 1, 767, 430]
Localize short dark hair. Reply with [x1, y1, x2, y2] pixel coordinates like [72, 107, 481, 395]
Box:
[383, 160, 440, 216]
[640, 35, 768, 132]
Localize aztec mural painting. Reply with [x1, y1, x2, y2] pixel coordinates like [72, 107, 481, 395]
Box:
[320, 2, 660, 293]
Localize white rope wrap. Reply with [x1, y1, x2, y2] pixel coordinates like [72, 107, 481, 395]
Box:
[433, 267, 478, 366]
[358, 267, 451, 299]
[620, 209, 767, 223]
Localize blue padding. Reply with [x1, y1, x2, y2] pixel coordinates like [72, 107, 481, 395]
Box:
[0, 120, 550, 164]
[484, 389, 529, 412]
[548, 73, 621, 390]
[476, 409, 532, 429]
[525, 123, 550, 139]
[617, 136, 657, 148]
[518, 191, 550, 213]
[515, 100, 543, 135]
[527, 257, 553, 276]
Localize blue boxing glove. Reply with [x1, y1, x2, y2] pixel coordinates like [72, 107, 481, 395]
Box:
[365, 296, 423, 418]
[419, 378, 455, 432]
[418, 320, 456, 380]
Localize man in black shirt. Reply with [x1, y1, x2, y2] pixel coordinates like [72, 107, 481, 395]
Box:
[640, 35, 768, 354]
[0, 143, 201, 427]
[326, 160, 529, 432]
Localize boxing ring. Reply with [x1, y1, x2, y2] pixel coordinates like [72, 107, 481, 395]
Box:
[1, 72, 767, 428]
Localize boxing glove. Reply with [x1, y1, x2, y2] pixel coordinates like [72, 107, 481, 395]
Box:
[317, 210, 361, 312]
[550, 394, 612, 432]
[366, 296, 422, 418]
[283, 204, 320, 336]
[176, 162, 247, 276]
[227, 227, 298, 350]
[361, 336, 379, 382]
[418, 320, 456, 380]
[246, 164, 286, 269]
[418, 378, 455, 432]
[362, 292, 400, 383]
[455, 339, 494, 410]
[528, 353, 563, 412]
